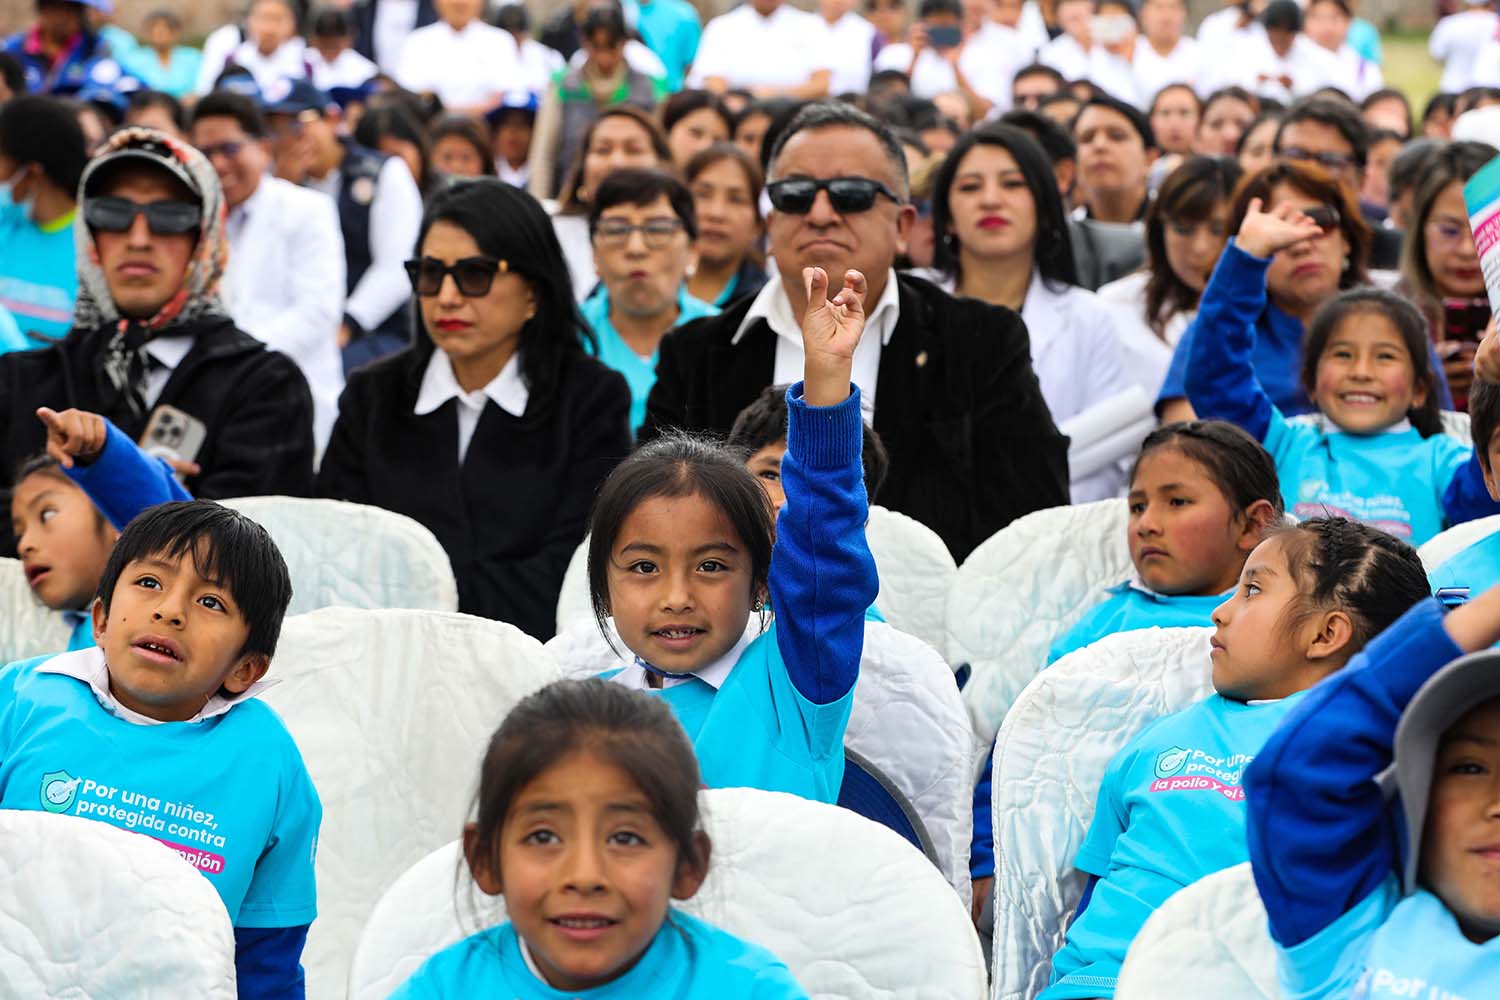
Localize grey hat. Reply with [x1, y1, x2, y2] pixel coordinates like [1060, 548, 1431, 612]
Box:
[1383, 649, 1500, 893]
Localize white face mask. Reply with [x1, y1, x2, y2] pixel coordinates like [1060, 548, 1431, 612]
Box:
[1092, 13, 1135, 44]
[0, 165, 36, 222]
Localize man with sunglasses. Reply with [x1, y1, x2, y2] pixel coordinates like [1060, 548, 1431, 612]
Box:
[0, 128, 316, 503]
[642, 101, 1067, 561]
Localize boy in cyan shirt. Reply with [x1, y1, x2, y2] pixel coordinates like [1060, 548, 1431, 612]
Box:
[0, 500, 320, 998]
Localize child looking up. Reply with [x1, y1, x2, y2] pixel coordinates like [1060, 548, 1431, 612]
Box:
[11, 406, 190, 650]
[1039, 517, 1432, 1000]
[0, 501, 320, 998]
[393, 679, 809, 998]
[586, 268, 879, 803]
[1246, 580, 1500, 997]
[1185, 198, 1499, 546]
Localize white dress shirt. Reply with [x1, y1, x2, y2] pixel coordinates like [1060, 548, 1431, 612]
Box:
[373, 0, 420, 75]
[608, 619, 758, 690]
[194, 23, 243, 94]
[396, 20, 524, 109]
[222, 175, 346, 449]
[1039, 33, 1090, 81]
[733, 269, 900, 426]
[221, 38, 310, 94]
[1202, 32, 1335, 104]
[1320, 43, 1383, 102]
[1095, 270, 1190, 403]
[38, 647, 277, 726]
[518, 37, 566, 94]
[822, 11, 877, 96]
[688, 4, 833, 92]
[307, 47, 378, 90]
[872, 28, 1023, 109]
[141, 334, 196, 410]
[413, 348, 529, 463]
[1432, 8, 1500, 93]
[1132, 37, 1200, 103]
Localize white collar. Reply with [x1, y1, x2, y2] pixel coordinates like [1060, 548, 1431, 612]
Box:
[733, 268, 901, 348]
[414, 349, 528, 418]
[608, 620, 761, 692]
[36, 647, 277, 726]
[143, 334, 195, 372]
[1315, 413, 1413, 436]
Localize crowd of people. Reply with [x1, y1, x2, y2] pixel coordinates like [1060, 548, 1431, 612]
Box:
[3, 0, 1500, 996]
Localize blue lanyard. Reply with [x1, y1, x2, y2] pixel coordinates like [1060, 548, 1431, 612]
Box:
[635, 656, 699, 683]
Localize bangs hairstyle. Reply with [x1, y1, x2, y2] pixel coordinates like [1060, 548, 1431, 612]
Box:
[684, 141, 765, 223]
[1470, 378, 1500, 474]
[429, 115, 497, 177]
[1399, 141, 1496, 306]
[1144, 156, 1243, 339]
[1132, 420, 1284, 519]
[559, 105, 671, 213]
[1230, 161, 1370, 288]
[931, 122, 1078, 287]
[466, 679, 708, 890]
[418, 179, 594, 396]
[95, 501, 293, 658]
[588, 167, 699, 240]
[661, 89, 734, 141]
[726, 384, 892, 501]
[586, 431, 774, 641]
[1301, 288, 1442, 437]
[353, 104, 433, 193]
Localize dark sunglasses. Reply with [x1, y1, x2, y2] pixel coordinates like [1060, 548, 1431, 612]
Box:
[404, 255, 509, 297]
[766, 176, 902, 215]
[84, 196, 201, 235]
[197, 139, 247, 161]
[1280, 147, 1355, 171]
[1303, 204, 1340, 234]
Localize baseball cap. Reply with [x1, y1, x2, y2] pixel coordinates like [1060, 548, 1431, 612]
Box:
[259, 77, 331, 117]
[484, 90, 540, 127]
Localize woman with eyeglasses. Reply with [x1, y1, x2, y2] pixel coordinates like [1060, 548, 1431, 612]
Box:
[683, 143, 768, 309]
[317, 178, 632, 641]
[926, 123, 1133, 501]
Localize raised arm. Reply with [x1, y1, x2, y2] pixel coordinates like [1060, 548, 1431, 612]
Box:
[42, 408, 190, 530]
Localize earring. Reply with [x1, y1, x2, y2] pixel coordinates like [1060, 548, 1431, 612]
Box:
[752, 599, 764, 612]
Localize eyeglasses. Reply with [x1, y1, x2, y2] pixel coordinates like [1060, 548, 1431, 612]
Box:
[766, 176, 903, 215]
[1303, 204, 1340, 234]
[197, 139, 247, 161]
[84, 196, 201, 235]
[1280, 147, 1356, 172]
[1426, 218, 1473, 247]
[592, 217, 685, 249]
[403, 256, 509, 297]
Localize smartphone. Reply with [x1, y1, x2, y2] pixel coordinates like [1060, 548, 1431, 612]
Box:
[926, 23, 962, 48]
[1442, 298, 1492, 345]
[140, 405, 207, 468]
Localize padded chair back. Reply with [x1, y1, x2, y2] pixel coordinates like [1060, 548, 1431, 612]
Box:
[221, 496, 458, 615]
[1115, 862, 1279, 1000]
[349, 788, 988, 1000]
[990, 626, 1214, 1000]
[0, 556, 71, 663]
[948, 499, 1132, 752]
[262, 607, 561, 999]
[0, 810, 237, 998]
[1418, 513, 1500, 574]
[1441, 408, 1472, 443]
[554, 535, 593, 634]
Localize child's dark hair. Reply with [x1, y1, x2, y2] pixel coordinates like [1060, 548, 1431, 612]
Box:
[1301, 288, 1443, 437]
[8, 453, 109, 537]
[587, 432, 774, 635]
[1471, 379, 1500, 475]
[1132, 420, 1285, 519]
[468, 679, 707, 875]
[1270, 517, 1429, 650]
[726, 384, 891, 501]
[95, 501, 293, 658]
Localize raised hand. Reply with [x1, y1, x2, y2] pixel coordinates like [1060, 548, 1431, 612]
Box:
[800, 266, 865, 407]
[36, 407, 107, 468]
[1236, 197, 1326, 260]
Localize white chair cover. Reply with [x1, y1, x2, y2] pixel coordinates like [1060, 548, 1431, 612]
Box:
[0, 810, 237, 999]
[349, 788, 987, 1000]
[948, 500, 1132, 753]
[262, 607, 561, 999]
[1440, 408, 1472, 443]
[221, 496, 458, 615]
[553, 534, 593, 635]
[1418, 512, 1500, 574]
[990, 626, 1215, 1000]
[0, 556, 72, 663]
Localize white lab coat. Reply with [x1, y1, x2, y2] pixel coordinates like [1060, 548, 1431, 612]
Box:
[1096, 270, 1191, 403]
[1432, 8, 1500, 93]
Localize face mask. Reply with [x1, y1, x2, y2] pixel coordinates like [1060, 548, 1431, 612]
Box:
[1092, 13, 1135, 44]
[0, 166, 36, 224]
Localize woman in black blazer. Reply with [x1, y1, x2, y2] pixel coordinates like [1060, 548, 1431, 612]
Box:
[318, 179, 631, 640]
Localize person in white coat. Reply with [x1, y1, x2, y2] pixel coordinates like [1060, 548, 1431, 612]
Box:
[1432, 0, 1500, 95]
[1301, 0, 1382, 102]
[395, 0, 525, 114]
[190, 92, 345, 448]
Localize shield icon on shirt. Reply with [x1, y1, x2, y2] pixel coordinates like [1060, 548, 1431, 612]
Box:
[39, 770, 80, 813]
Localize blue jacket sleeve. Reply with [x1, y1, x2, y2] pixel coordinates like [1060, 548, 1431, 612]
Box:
[1244, 599, 1462, 948]
[769, 382, 880, 706]
[65, 419, 191, 531]
[233, 924, 309, 1000]
[1441, 451, 1500, 526]
[1183, 240, 1276, 441]
[970, 740, 996, 879]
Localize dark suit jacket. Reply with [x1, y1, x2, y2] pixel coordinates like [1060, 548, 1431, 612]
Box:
[352, 0, 438, 63]
[640, 273, 1070, 561]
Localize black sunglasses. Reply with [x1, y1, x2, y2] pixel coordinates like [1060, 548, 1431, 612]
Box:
[84, 197, 201, 236]
[1303, 205, 1340, 234]
[404, 255, 510, 297]
[766, 176, 902, 215]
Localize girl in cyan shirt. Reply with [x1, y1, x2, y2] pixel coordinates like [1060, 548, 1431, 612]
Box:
[1040, 517, 1431, 1000]
[1185, 195, 1499, 546]
[392, 680, 809, 999]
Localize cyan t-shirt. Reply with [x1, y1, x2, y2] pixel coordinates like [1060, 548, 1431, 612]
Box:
[1277, 879, 1500, 1000]
[1041, 692, 1306, 1000]
[0, 652, 321, 928]
[1429, 530, 1500, 600]
[1048, 583, 1229, 665]
[391, 909, 809, 999]
[634, 0, 702, 92]
[0, 302, 25, 354]
[0, 198, 77, 347]
[581, 285, 718, 434]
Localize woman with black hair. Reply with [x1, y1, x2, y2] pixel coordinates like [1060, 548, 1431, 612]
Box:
[317, 179, 633, 640]
[353, 102, 435, 194]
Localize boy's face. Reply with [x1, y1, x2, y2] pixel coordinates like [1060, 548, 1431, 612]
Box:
[1422, 698, 1500, 942]
[12, 471, 116, 612]
[91, 546, 268, 722]
[746, 441, 787, 512]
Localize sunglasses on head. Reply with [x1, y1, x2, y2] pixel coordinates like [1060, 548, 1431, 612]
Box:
[84, 196, 201, 236]
[766, 176, 902, 215]
[404, 255, 509, 297]
[1303, 204, 1340, 234]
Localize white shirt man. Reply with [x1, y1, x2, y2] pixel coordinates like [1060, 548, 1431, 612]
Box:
[1201, 31, 1334, 104]
[1432, 1, 1500, 94]
[396, 18, 525, 109]
[874, 26, 1026, 109]
[688, 2, 833, 93]
[516, 36, 566, 94]
[1133, 35, 1199, 101]
[372, 0, 421, 75]
[307, 47, 378, 90]
[822, 8, 878, 96]
[215, 38, 311, 94]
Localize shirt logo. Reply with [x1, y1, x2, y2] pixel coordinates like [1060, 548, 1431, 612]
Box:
[39, 769, 80, 813]
[1154, 747, 1190, 778]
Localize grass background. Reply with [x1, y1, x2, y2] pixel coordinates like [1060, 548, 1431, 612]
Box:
[1384, 32, 1442, 111]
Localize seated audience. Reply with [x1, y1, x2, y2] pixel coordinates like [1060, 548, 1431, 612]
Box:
[1133, 0, 1200, 101]
[662, 89, 734, 171]
[1074, 95, 1156, 224]
[429, 114, 497, 179]
[488, 92, 539, 188]
[683, 143, 769, 309]
[1012, 62, 1065, 112]
[1148, 84, 1200, 159]
[395, 0, 525, 115]
[352, 102, 435, 195]
[1429, 374, 1500, 598]
[632, 0, 704, 93]
[1193, 86, 1257, 156]
[689, 0, 833, 100]
[118, 9, 202, 99]
[1431, 0, 1498, 96]
[871, 0, 1023, 119]
[1236, 109, 1284, 177]
[198, 0, 309, 96]
[1385, 136, 1441, 231]
[1302, 0, 1381, 102]
[819, 0, 877, 97]
[2, 0, 116, 96]
[123, 90, 185, 139]
[1361, 86, 1413, 138]
[305, 5, 378, 92]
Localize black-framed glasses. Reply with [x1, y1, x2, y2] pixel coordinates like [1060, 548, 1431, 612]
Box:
[403, 256, 509, 297]
[1280, 147, 1355, 172]
[84, 197, 201, 235]
[592, 217, 685, 249]
[1303, 204, 1340, 235]
[766, 176, 903, 215]
[197, 139, 246, 161]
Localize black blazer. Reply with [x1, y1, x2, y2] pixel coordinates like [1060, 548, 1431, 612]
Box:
[351, 0, 438, 63]
[316, 345, 632, 640]
[641, 273, 1070, 561]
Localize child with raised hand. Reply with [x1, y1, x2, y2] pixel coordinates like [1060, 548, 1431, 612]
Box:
[392, 679, 810, 998]
[11, 406, 190, 650]
[585, 268, 878, 803]
[1039, 517, 1432, 1000]
[1185, 197, 1499, 546]
[1245, 575, 1500, 998]
[0, 501, 320, 997]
